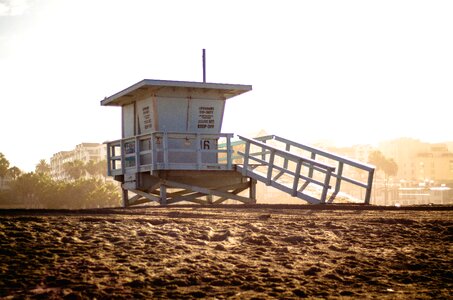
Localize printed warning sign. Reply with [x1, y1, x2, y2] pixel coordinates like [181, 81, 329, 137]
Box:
[197, 106, 215, 129]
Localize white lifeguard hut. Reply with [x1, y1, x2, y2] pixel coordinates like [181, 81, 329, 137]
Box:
[102, 79, 375, 207]
[101, 79, 256, 206]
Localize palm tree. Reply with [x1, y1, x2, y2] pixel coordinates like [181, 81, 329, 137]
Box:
[35, 159, 51, 175]
[0, 153, 10, 189]
[63, 160, 86, 180]
[369, 151, 398, 204]
[85, 160, 108, 180]
[7, 166, 22, 180]
[85, 160, 98, 178]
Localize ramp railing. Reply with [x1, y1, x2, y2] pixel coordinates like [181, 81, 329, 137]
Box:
[253, 135, 375, 204]
[236, 135, 336, 204]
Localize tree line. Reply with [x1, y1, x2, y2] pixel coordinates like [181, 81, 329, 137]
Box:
[0, 153, 121, 209]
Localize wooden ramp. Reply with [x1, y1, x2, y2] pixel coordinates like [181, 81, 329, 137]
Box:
[236, 135, 375, 205]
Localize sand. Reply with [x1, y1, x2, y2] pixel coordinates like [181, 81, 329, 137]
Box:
[0, 205, 451, 299]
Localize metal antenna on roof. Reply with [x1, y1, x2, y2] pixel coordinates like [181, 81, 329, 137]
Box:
[202, 49, 206, 83]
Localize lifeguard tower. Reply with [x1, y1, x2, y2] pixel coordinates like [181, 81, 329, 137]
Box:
[102, 79, 375, 207]
[101, 79, 257, 206]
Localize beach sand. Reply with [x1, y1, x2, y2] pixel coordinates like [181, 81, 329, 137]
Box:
[0, 205, 451, 299]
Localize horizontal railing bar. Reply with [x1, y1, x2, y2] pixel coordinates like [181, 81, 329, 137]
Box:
[249, 150, 272, 157]
[139, 150, 152, 155]
[270, 163, 330, 188]
[106, 132, 235, 145]
[336, 176, 368, 189]
[297, 161, 369, 188]
[151, 149, 232, 154]
[237, 151, 329, 188]
[152, 163, 231, 170]
[237, 151, 267, 165]
[237, 135, 336, 171]
[239, 151, 331, 181]
[268, 135, 375, 171]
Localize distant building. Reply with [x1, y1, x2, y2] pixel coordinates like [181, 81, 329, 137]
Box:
[416, 144, 453, 182]
[379, 138, 453, 183]
[50, 151, 73, 180]
[50, 143, 106, 180]
[352, 144, 374, 164]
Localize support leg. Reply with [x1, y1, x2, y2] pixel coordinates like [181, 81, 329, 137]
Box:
[122, 187, 129, 207]
[249, 178, 257, 204]
[160, 185, 167, 206]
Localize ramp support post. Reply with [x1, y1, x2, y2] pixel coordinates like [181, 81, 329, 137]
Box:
[122, 187, 129, 207]
[249, 178, 257, 203]
[364, 168, 375, 204]
[320, 169, 332, 203]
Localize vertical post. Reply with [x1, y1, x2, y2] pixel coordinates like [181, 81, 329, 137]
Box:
[120, 139, 125, 173]
[283, 143, 291, 170]
[150, 134, 156, 170]
[196, 133, 202, 170]
[308, 152, 316, 178]
[320, 169, 332, 204]
[202, 49, 206, 83]
[122, 187, 129, 207]
[266, 149, 275, 185]
[163, 132, 169, 169]
[160, 184, 167, 205]
[242, 141, 251, 176]
[106, 142, 112, 176]
[135, 136, 140, 173]
[249, 178, 257, 204]
[226, 135, 232, 169]
[365, 168, 375, 205]
[292, 159, 302, 196]
[333, 162, 344, 195]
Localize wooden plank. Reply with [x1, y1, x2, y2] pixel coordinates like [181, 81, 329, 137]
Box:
[166, 189, 192, 198]
[163, 132, 169, 169]
[271, 135, 375, 171]
[160, 185, 167, 205]
[226, 136, 232, 170]
[364, 168, 375, 205]
[242, 141, 251, 176]
[266, 149, 276, 185]
[320, 170, 332, 203]
[166, 192, 206, 204]
[212, 182, 250, 204]
[237, 135, 336, 171]
[162, 179, 253, 203]
[236, 165, 321, 204]
[292, 159, 302, 196]
[214, 186, 248, 204]
[129, 189, 161, 203]
[167, 197, 207, 205]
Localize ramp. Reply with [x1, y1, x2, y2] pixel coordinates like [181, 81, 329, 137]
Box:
[236, 135, 375, 204]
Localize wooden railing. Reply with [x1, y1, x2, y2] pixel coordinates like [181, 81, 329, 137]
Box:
[236, 135, 336, 204]
[254, 135, 375, 204]
[106, 132, 375, 204]
[106, 132, 235, 176]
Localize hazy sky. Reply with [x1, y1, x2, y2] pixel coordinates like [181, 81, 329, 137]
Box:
[1, 0, 452, 171]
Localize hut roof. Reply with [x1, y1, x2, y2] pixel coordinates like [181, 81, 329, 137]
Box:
[101, 79, 252, 106]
